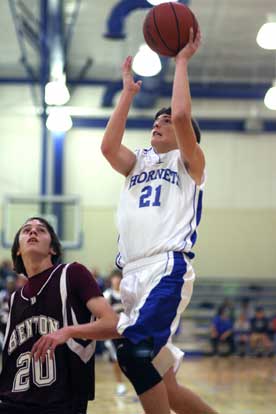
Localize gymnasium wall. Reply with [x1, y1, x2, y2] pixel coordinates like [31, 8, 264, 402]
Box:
[0, 86, 275, 278]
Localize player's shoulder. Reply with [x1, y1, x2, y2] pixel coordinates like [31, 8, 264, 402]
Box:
[67, 262, 101, 293]
[67, 261, 89, 271]
[66, 262, 94, 280]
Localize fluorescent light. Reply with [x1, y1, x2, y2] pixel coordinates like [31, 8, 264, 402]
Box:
[256, 15, 276, 50]
[45, 81, 70, 105]
[264, 81, 276, 110]
[132, 44, 162, 77]
[147, 0, 178, 5]
[46, 107, 73, 132]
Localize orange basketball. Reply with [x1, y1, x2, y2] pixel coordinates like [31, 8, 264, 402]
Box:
[143, 2, 198, 57]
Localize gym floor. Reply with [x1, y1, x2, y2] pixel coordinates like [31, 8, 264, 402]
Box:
[90, 356, 276, 414]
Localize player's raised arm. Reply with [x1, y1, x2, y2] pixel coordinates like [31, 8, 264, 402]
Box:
[171, 28, 205, 185]
[101, 56, 142, 176]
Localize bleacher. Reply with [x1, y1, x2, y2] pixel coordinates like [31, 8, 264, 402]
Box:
[174, 278, 276, 355]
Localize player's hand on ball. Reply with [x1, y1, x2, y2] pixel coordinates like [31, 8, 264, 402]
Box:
[122, 56, 142, 95]
[176, 28, 201, 62]
[31, 327, 71, 362]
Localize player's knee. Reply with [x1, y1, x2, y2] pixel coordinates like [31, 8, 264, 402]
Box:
[163, 367, 178, 393]
[116, 338, 162, 395]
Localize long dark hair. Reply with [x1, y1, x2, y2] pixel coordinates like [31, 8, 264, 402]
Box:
[11, 217, 62, 275]
[154, 107, 201, 144]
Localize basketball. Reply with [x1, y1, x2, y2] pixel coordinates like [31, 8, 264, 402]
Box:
[143, 2, 198, 57]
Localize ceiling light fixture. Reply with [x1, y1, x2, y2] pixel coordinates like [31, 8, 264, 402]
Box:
[45, 80, 70, 106]
[132, 44, 162, 77]
[256, 14, 276, 50]
[46, 107, 73, 132]
[264, 80, 276, 110]
[147, 0, 178, 5]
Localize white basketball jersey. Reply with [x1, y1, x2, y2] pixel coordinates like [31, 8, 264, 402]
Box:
[116, 147, 205, 267]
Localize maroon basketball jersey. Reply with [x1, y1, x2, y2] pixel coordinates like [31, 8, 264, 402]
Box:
[0, 263, 96, 409]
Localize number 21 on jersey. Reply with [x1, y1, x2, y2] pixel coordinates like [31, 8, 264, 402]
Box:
[139, 185, 162, 208]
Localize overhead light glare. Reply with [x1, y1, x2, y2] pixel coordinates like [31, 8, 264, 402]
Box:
[45, 81, 70, 105]
[132, 44, 162, 77]
[46, 107, 73, 132]
[147, 0, 178, 5]
[256, 15, 276, 49]
[264, 81, 276, 110]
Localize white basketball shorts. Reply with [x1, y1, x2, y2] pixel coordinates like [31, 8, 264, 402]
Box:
[117, 251, 195, 375]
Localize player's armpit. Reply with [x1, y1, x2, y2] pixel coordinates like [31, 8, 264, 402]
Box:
[183, 145, 205, 185]
[173, 115, 205, 184]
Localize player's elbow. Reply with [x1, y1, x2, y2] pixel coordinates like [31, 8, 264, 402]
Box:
[101, 140, 112, 158]
[101, 141, 120, 165]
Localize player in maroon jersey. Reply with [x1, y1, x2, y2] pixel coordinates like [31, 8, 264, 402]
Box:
[0, 217, 118, 414]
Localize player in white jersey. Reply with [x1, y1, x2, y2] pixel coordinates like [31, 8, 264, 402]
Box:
[117, 144, 203, 265]
[101, 28, 216, 414]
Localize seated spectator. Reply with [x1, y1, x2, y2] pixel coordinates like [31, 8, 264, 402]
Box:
[0, 275, 17, 350]
[0, 259, 16, 289]
[234, 312, 250, 356]
[210, 306, 235, 356]
[270, 313, 276, 354]
[238, 297, 254, 320]
[0, 275, 17, 335]
[219, 298, 235, 322]
[250, 306, 273, 356]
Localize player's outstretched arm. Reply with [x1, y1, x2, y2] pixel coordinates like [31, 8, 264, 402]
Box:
[171, 28, 205, 185]
[31, 297, 120, 362]
[101, 56, 142, 176]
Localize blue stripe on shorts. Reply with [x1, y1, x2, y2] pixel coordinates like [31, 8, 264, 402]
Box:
[123, 252, 187, 355]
